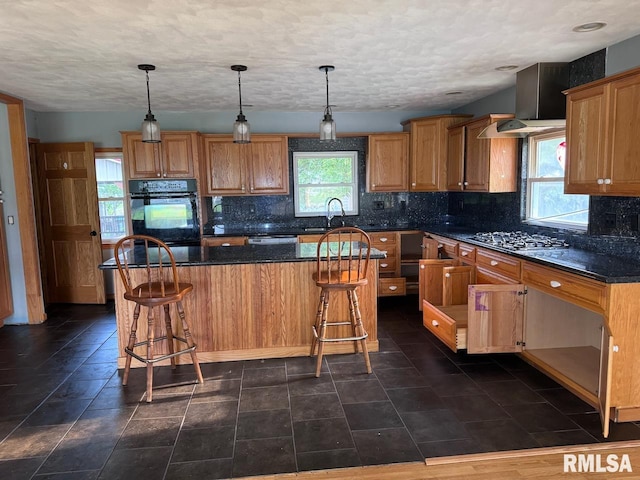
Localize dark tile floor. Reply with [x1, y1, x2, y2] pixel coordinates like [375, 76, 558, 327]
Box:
[1, 296, 640, 479]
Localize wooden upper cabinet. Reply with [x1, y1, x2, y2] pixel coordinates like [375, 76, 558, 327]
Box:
[200, 134, 289, 196]
[565, 66, 640, 195]
[122, 131, 198, 179]
[446, 114, 518, 192]
[402, 115, 472, 191]
[366, 133, 409, 192]
[446, 125, 465, 190]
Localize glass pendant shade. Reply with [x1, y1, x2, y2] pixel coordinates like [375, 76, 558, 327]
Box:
[319, 111, 336, 141]
[233, 113, 251, 144]
[141, 113, 161, 143]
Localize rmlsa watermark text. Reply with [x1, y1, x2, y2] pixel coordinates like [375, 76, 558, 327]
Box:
[564, 453, 632, 473]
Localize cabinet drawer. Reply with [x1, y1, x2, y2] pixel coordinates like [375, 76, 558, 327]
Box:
[458, 243, 476, 262]
[476, 248, 520, 280]
[521, 262, 607, 313]
[370, 232, 398, 244]
[422, 300, 467, 351]
[379, 277, 406, 296]
[202, 236, 247, 246]
[375, 244, 398, 274]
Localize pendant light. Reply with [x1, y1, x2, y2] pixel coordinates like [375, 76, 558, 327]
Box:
[231, 65, 251, 144]
[138, 64, 161, 143]
[319, 65, 336, 141]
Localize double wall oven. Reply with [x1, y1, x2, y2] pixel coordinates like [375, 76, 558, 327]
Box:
[129, 179, 200, 246]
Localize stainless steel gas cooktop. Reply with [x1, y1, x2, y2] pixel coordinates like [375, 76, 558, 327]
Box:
[472, 231, 569, 251]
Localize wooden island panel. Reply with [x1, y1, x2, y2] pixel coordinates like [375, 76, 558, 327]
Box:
[114, 260, 379, 367]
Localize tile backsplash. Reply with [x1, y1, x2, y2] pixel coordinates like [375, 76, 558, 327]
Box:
[202, 136, 446, 233]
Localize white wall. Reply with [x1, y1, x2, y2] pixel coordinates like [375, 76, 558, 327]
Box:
[606, 34, 640, 75]
[34, 109, 447, 147]
[0, 105, 29, 324]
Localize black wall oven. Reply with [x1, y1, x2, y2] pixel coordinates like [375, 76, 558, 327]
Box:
[129, 179, 200, 245]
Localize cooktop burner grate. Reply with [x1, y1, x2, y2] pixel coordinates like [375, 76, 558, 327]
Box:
[472, 231, 569, 251]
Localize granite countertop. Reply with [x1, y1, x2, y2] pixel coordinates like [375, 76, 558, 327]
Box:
[100, 242, 385, 269]
[202, 223, 419, 237]
[424, 225, 640, 284]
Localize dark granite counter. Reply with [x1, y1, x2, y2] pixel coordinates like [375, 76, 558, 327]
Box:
[202, 223, 421, 237]
[423, 225, 640, 284]
[100, 242, 385, 269]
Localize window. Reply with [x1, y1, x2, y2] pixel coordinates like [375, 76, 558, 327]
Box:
[293, 151, 359, 217]
[95, 151, 127, 241]
[526, 131, 588, 230]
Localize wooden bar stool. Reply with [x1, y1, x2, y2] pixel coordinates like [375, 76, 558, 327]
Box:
[310, 227, 372, 378]
[114, 235, 204, 402]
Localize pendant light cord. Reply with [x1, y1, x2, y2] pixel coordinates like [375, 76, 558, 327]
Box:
[324, 67, 331, 116]
[145, 70, 152, 116]
[237, 70, 244, 115]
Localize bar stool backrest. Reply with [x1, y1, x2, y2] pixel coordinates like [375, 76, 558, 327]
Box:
[113, 234, 181, 298]
[316, 227, 371, 285]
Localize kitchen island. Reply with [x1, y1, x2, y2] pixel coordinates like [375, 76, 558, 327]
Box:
[101, 242, 383, 368]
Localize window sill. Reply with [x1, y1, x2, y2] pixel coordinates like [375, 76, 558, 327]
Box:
[523, 219, 588, 233]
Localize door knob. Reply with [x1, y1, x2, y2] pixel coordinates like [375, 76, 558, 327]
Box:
[90, 230, 97, 236]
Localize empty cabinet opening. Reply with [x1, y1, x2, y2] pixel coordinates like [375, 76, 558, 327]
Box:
[524, 287, 603, 396]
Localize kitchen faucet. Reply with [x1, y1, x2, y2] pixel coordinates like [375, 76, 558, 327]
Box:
[326, 197, 345, 228]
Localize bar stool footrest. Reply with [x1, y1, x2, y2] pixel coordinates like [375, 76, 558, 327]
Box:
[124, 344, 197, 365]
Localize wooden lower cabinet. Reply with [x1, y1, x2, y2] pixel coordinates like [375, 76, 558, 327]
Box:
[418, 237, 640, 437]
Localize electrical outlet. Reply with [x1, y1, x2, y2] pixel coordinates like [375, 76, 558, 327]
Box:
[604, 213, 617, 229]
[373, 201, 385, 210]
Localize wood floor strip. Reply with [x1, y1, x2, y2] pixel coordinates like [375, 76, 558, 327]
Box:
[238, 441, 640, 480]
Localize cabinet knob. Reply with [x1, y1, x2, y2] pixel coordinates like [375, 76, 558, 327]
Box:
[463, 181, 469, 186]
[457, 182, 462, 186]
[241, 184, 245, 192]
[461, 251, 468, 256]
[420, 265, 425, 269]
[221, 243, 231, 247]
[431, 319, 439, 327]
[163, 173, 167, 177]
[372, 183, 376, 188]
[604, 178, 612, 185]
[597, 178, 604, 185]
[156, 172, 161, 177]
[411, 182, 416, 187]
[437, 244, 443, 248]
[0, 199, 3, 204]
[381, 263, 388, 268]
[388, 285, 398, 291]
[379, 237, 388, 242]
[444, 273, 451, 278]
[549, 280, 562, 288]
[613, 345, 619, 353]
[490, 260, 499, 266]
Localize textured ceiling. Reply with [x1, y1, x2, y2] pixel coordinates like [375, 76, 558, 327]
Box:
[1, 0, 639, 113]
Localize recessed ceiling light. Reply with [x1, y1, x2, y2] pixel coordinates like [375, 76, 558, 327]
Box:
[385, 104, 400, 108]
[445, 91, 463, 95]
[573, 22, 607, 33]
[495, 65, 518, 71]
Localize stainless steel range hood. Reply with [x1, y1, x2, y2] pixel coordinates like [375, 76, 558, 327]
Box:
[478, 62, 569, 138]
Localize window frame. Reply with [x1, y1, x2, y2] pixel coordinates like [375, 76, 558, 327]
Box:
[525, 130, 588, 231]
[292, 151, 359, 218]
[94, 150, 128, 244]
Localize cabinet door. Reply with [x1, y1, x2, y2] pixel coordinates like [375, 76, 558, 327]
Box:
[367, 134, 409, 192]
[422, 236, 439, 259]
[446, 125, 465, 190]
[606, 74, 640, 194]
[201, 136, 246, 195]
[409, 119, 443, 191]
[160, 133, 196, 178]
[123, 132, 161, 179]
[248, 136, 289, 195]
[418, 259, 457, 309]
[463, 119, 490, 191]
[467, 284, 524, 354]
[599, 324, 613, 438]
[443, 265, 474, 306]
[202, 236, 247, 246]
[565, 84, 609, 194]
